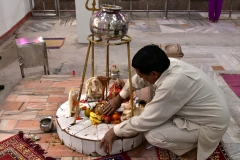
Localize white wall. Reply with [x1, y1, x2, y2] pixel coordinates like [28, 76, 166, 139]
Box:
[75, 0, 99, 43]
[0, 0, 31, 37]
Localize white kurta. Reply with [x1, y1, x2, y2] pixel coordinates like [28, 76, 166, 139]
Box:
[114, 58, 230, 160]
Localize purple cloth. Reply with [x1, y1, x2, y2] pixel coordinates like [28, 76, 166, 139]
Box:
[208, 0, 224, 21]
[221, 74, 240, 98]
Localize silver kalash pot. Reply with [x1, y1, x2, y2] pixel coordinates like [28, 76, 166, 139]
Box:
[90, 4, 129, 40]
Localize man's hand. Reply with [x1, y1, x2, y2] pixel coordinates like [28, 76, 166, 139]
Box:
[100, 128, 118, 154]
[103, 94, 124, 115]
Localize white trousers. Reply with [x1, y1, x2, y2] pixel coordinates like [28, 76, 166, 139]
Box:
[144, 119, 200, 156]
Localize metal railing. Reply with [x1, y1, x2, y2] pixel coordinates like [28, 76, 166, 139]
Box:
[105, 0, 238, 20]
[30, 0, 239, 20]
[29, 0, 60, 19]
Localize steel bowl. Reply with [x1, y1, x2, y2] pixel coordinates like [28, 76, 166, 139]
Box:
[40, 116, 53, 132]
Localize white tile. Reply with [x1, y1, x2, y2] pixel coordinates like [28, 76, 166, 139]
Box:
[123, 137, 133, 152]
[56, 101, 69, 117]
[71, 135, 83, 153]
[57, 117, 75, 130]
[75, 125, 98, 140]
[111, 139, 123, 155]
[56, 121, 63, 140]
[96, 123, 109, 140]
[95, 141, 107, 156]
[82, 139, 96, 155]
[133, 133, 143, 148]
[62, 131, 72, 148]
[66, 119, 92, 135]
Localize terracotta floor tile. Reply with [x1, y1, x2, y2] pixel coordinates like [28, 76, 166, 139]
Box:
[0, 101, 24, 110]
[51, 81, 80, 88]
[22, 81, 45, 88]
[35, 142, 50, 151]
[48, 95, 68, 103]
[19, 102, 28, 111]
[15, 120, 41, 131]
[36, 133, 61, 143]
[0, 133, 15, 141]
[45, 143, 85, 158]
[41, 75, 71, 82]
[26, 102, 59, 111]
[0, 120, 10, 130]
[38, 110, 57, 116]
[34, 87, 65, 95]
[67, 76, 82, 80]
[211, 66, 225, 70]
[15, 95, 48, 102]
[5, 120, 18, 130]
[12, 88, 34, 95]
[0, 110, 3, 116]
[1, 111, 37, 120]
[6, 94, 18, 101]
[38, 80, 54, 87]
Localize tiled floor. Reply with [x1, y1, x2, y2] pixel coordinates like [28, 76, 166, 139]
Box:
[1, 11, 240, 159]
[0, 75, 158, 159]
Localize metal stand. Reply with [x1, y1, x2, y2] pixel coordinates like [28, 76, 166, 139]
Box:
[73, 34, 134, 124]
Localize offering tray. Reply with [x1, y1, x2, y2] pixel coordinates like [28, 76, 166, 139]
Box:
[56, 95, 144, 156]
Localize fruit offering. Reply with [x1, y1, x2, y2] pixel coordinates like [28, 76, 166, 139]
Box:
[89, 112, 103, 125]
[86, 100, 121, 125]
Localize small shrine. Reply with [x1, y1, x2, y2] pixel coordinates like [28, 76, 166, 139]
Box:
[55, 1, 145, 156]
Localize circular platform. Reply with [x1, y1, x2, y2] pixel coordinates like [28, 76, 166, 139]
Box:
[56, 100, 144, 156]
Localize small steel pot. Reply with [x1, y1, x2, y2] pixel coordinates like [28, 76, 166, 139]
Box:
[40, 116, 53, 132]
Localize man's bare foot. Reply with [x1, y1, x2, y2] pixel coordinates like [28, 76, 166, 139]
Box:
[179, 148, 197, 160]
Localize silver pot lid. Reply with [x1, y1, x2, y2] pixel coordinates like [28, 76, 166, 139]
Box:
[101, 4, 122, 12]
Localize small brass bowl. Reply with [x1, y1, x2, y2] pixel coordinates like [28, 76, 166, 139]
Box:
[138, 100, 147, 108]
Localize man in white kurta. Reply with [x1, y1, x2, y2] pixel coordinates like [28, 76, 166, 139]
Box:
[101, 45, 230, 160]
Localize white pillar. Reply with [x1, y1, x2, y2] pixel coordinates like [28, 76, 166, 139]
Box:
[75, 0, 99, 43]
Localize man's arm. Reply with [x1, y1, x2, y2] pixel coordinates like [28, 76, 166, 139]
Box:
[103, 74, 150, 115]
[119, 74, 151, 99]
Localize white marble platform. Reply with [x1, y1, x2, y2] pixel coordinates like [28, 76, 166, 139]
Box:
[56, 100, 144, 156]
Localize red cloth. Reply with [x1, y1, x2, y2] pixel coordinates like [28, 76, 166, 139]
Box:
[155, 142, 230, 160]
[221, 74, 240, 98]
[0, 131, 55, 160]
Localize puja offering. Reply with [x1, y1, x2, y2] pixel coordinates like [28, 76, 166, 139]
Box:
[56, 76, 145, 156]
[85, 77, 103, 101]
[108, 78, 125, 100]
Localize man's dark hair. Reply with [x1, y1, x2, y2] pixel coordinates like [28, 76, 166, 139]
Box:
[132, 44, 170, 74]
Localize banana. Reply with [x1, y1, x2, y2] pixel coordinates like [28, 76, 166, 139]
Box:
[89, 112, 102, 124]
[90, 116, 102, 124]
[90, 112, 102, 120]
